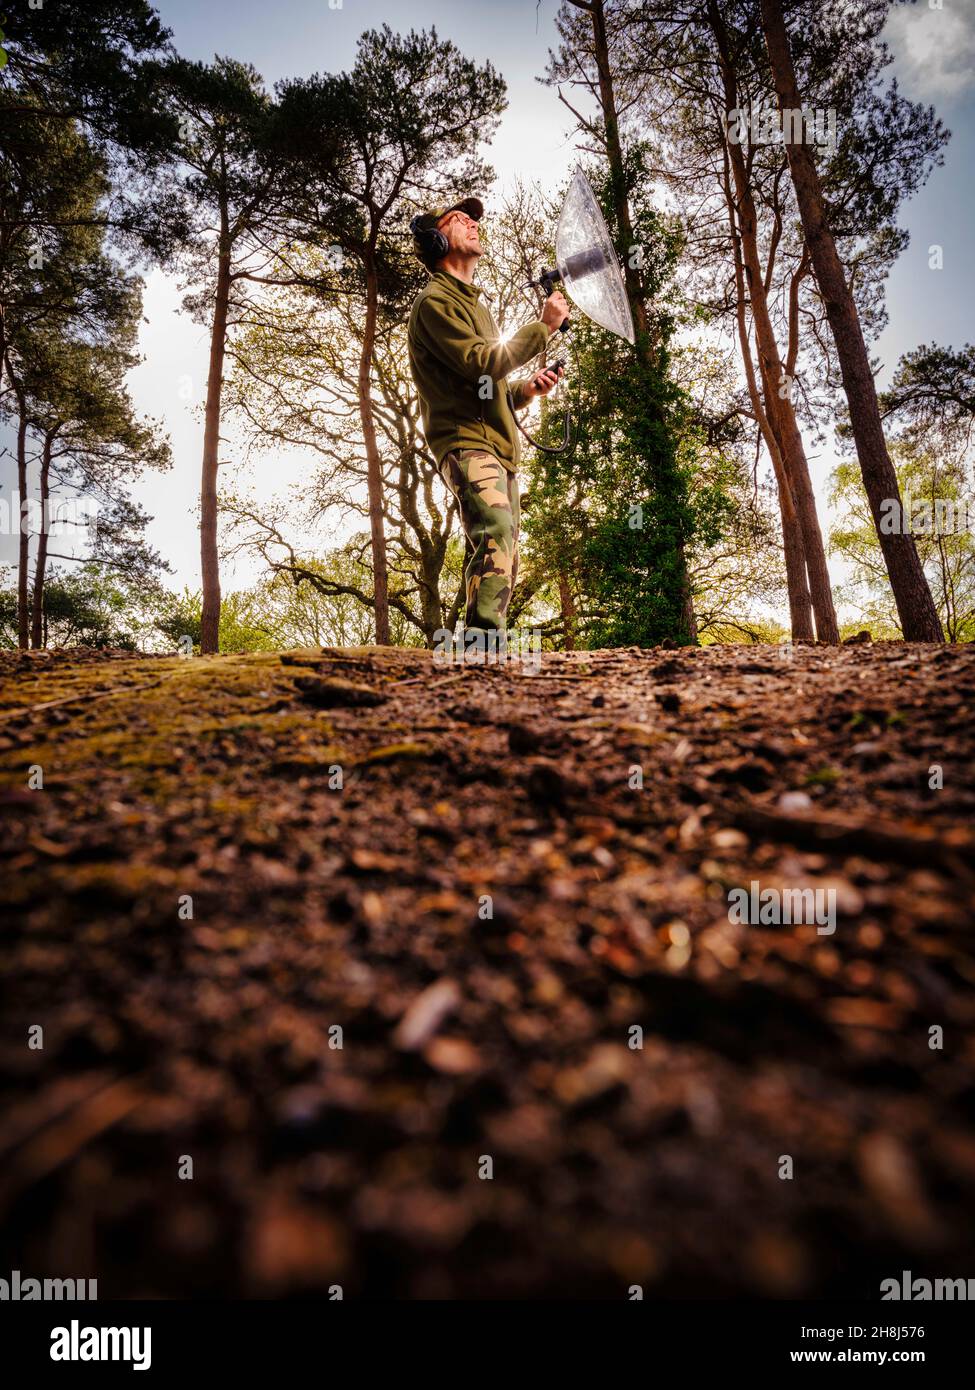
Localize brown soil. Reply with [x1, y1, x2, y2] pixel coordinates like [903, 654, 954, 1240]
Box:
[1, 640, 974, 1299]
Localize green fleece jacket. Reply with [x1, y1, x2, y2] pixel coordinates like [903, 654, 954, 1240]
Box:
[407, 269, 552, 473]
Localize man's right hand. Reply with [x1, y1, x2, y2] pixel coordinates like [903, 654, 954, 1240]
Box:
[541, 291, 570, 333]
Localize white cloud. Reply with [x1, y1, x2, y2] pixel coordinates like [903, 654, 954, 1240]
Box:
[885, 1, 975, 102]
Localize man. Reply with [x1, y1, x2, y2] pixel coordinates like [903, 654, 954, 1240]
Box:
[406, 197, 569, 651]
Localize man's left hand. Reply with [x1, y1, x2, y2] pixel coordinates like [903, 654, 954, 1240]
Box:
[523, 365, 563, 398]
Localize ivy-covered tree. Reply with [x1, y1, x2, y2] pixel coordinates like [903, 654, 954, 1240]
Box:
[518, 165, 716, 646]
[546, 0, 698, 642]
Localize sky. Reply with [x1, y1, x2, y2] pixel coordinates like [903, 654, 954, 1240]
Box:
[3, 0, 974, 611]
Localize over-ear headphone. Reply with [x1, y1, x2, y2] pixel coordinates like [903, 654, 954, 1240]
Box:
[410, 215, 448, 267]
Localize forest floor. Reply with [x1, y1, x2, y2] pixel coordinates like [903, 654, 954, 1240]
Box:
[1, 640, 974, 1299]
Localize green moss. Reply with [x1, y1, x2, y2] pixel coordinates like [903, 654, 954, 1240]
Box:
[804, 766, 841, 787]
[0, 651, 345, 805]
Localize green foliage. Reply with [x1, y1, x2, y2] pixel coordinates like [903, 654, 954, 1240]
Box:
[878, 343, 975, 450]
[829, 441, 974, 642]
[151, 587, 277, 655]
[148, 538, 431, 655]
[1, 74, 172, 649]
[1, 0, 175, 156]
[151, 587, 202, 651]
[162, 54, 285, 317]
[676, 384, 788, 642]
[0, 1, 184, 260]
[0, 566, 142, 650]
[272, 24, 506, 303]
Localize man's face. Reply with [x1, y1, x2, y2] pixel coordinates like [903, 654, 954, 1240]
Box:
[437, 209, 482, 259]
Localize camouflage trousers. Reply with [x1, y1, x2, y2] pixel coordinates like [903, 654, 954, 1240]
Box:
[439, 449, 520, 634]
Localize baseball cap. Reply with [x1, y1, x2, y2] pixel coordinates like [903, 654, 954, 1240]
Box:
[411, 197, 484, 237]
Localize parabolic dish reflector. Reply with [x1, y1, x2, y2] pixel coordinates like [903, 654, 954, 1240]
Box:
[555, 170, 635, 345]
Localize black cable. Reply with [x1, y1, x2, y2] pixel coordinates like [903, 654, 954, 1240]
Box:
[509, 383, 573, 454]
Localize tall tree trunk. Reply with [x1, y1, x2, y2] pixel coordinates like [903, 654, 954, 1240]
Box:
[708, 0, 838, 642]
[759, 354, 835, 639]
[723, 152, 813, 639]
[581, 0, 698, 643]
[200, 211, 231, 656]
[780, 493, 813, 639]
[759, 0, 944, 641]
[417, 547, 443, 646]
[16, 412, 30, 651]
[30, 429, 55, 649]
[5, 351, 31, 650]
[745, 320, 814, 643]
[558, 570, 577, 650]
[359, 257, 390, 645]
[748, 230, 835, 641]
